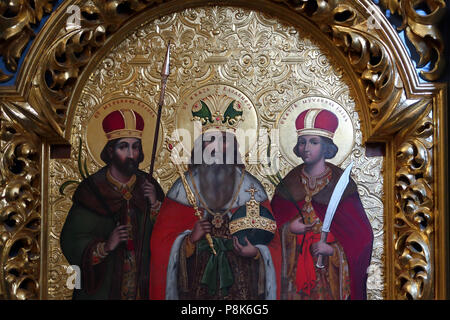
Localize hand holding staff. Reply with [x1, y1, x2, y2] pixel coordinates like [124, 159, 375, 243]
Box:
[137, 41, 172, 298]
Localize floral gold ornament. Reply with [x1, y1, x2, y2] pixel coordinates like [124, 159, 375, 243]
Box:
[0, 0, 57, 82]
[378, 0, 446, 81]
[58, 137, 90, 196]
[0, 0, 443, 143]
[394, 108, 434, 299]
[0, 107, 41, 300]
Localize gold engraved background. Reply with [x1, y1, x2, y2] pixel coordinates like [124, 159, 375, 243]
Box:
[48, 6, 384, 299]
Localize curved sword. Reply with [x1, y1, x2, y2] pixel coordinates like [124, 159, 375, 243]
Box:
[316, 161, 353, 268]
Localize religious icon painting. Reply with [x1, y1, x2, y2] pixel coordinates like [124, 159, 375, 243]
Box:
[4, 2, 442, 303]
[47, 7, 386, 301]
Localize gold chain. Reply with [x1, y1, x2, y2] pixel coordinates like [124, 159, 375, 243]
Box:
[299, 167, 331, 224]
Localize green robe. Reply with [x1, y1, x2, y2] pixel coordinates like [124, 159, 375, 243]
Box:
[60, 167, 164, 299]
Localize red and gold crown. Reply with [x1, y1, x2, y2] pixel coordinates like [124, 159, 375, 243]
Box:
[102, 109, 144, 141]
[295, 108, 338, 139]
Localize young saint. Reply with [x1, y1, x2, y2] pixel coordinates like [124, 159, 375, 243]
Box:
[270, 108, 373, 300]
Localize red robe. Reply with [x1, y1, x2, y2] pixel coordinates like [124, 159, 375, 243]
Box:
[149, 197, 281, 299]
[271, 163, 373, 300]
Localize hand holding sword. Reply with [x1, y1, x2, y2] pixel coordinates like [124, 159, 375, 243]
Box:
[315, 162, 353, 268]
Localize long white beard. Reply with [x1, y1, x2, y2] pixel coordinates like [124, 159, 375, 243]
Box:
[198, 164, 237, 211]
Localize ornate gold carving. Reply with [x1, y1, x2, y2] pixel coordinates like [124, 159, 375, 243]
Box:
[0, 100, 62, 141]
[379, 0, 446, 81]
[6, 0, 393, 143]
[3, 0, 440, 152]
[0, 106, 41, 299]
[29, 0, 168, 137]
[394, 104, 434, 299]
[47, 6, 385, 299]
[2, 1, 446, 141]
[0, 0, 56, 82]
[373, 93, 432, 138]
[270, 0, 401, 135]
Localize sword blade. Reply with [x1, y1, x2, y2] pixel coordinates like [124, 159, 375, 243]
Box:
[321, 162, 353, 233]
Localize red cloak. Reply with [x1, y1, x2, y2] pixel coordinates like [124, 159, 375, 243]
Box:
[270, 164, 374, 300]
[149, 198, 281, 299]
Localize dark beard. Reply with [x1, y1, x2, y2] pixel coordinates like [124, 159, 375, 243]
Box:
[111, 156, 139, 177]
[198, 164, 237, 211]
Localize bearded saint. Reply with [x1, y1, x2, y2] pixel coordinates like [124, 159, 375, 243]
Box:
[60, 109, 165, 299]
[270, 108, 373, 300]
[149, 130, 281, 300]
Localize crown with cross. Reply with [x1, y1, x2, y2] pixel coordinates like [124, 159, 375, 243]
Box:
[228, 185, 277, 235]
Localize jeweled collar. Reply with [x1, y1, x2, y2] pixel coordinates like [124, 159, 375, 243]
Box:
[106, 169, 136, 200]
[300, 165, 332, 192]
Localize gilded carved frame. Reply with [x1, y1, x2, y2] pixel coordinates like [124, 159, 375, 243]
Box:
[0, 0, 447, 300]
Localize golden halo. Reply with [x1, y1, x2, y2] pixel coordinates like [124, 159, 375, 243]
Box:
[174, 84, 258, 159]
[276, 96, 355, 167]
[85, 97, 163, 169]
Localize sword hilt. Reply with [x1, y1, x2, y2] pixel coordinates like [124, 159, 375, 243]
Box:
[315, 231, 328, 269]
